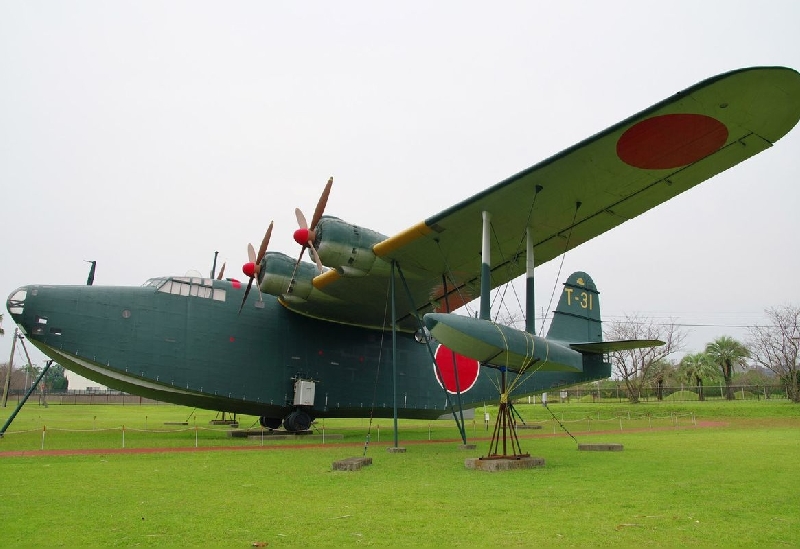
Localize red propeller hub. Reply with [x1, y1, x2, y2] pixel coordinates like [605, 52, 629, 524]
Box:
[242, 262, 256, 278]
[293, 228, 311, 246]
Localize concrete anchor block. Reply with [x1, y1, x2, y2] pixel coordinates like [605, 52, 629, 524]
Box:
[465, 456, 545, 471]
[332, 456, 373, 471]
[578, 443, 624, 451]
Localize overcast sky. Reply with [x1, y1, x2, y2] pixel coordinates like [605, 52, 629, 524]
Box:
[2, 1, 799, 389]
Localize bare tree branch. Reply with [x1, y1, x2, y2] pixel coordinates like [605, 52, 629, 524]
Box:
[748, 305, 800, 403]
[605, 313, 686, 403]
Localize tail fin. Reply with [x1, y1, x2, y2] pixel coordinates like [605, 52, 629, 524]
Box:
[546, 272, 601, 343]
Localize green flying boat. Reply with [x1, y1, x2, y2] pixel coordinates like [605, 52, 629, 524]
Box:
[6, 66, 800, 432]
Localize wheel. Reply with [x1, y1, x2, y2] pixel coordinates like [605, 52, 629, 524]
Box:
[259, 416, 282, 430]
[283, 410, 312, 432]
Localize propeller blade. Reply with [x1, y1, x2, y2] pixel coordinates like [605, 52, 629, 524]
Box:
[216, 262, 226, 280]
[310, 176, 333, 230]
[256, 221, 273, 264]
[287, 247, 306, 294]
[287, 177, 332, 292]
[308, 241, 323, 273]
[239, 277, 254, 314]
[295, 208, 308, 230]
[241, 221, 274, 313]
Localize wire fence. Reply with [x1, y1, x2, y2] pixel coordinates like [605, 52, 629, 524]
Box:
[520, 384, 789, 404]
[3, 384, 791, 408]
[2, 390, 166, 406]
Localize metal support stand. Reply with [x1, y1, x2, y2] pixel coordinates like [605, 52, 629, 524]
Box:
[1, 360, 53, 437]
[1, 329, 19, 408]
[484, 366, 529, 460]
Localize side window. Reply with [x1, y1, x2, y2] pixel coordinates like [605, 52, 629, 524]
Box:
[157, 280, 173, 294]
[212, 288, 226, 301]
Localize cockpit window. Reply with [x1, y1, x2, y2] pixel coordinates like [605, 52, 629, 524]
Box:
[7, 288, 27, 314]
[155, 277, 224, 302]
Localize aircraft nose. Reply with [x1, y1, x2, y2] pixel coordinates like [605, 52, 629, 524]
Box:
[6, 286, 30, 321]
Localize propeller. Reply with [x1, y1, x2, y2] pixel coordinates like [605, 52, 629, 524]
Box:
[239, 221, 273, 313]
[216, 262, 226, 280]
[291, 177, 332, 281]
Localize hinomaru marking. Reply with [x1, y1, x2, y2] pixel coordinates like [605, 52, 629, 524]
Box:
[564, 288, 594, 310]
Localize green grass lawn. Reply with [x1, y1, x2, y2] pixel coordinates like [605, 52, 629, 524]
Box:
[1, 400, 798, 547]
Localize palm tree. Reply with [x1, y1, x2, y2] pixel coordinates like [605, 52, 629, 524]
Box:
[706, 336, 750, 400]
[679, 352, 716, 401]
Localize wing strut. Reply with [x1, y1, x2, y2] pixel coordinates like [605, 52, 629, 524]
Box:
[440, 273, 467, 442]
[394, 264, 469, 445]
[526, 227, 536, 334]
[480, 209, 529, 459]
[389, 260, 400, 450]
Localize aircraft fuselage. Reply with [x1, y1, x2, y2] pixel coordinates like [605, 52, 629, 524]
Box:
[6, 276, 608, 422]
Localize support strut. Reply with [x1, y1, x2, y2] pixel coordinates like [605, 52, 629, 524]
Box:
[1, 360, 52, 437]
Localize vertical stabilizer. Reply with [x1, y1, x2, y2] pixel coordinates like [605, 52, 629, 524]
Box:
[546, 272, 601, 343]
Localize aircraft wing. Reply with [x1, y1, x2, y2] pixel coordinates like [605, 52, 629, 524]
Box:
[283, 66, 800, 331]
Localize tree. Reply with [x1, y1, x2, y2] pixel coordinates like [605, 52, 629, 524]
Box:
[678, 352, 717, 401]
[20, 362, 69, 393]
[45, 363, 69, 392]
[605, 314, 686, 403]
[0, 312, 5, 337]
[705, 336, 749, 401]
[647, 359, 675, 401]
[748, 305, 800, 403]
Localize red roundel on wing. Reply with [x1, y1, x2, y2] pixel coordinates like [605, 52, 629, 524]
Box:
[433, 345, 480, 394]
[617, 114, 728, 170]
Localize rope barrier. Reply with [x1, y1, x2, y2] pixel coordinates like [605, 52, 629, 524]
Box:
[0, 409, 702, 451]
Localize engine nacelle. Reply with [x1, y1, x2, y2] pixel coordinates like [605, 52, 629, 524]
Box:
[257, 252, 315, 301]
[315, 216, 387, 276]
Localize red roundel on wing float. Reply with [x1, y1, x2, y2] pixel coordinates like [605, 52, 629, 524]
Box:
[433, 345, 480, 394]
[616, 114, 728, 170]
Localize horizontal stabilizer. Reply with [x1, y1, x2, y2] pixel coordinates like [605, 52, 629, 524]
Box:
[569, 340, 664, 354]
